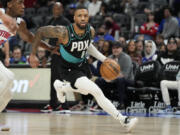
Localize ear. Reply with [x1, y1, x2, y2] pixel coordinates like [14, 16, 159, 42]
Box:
[7, 1, 13, 8]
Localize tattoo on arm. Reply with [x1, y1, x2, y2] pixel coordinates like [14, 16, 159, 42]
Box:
[31, 25, 67, 55]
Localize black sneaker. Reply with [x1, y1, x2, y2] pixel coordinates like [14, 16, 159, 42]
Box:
[53, 105, 71, 113]
[40, 104, 53, 113]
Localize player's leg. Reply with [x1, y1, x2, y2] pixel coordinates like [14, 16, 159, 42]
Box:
[160, 80, 178, 107]
[0, 61, 14, 112]
[54, 77, 138, 132]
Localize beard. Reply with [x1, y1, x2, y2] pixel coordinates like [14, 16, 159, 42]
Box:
[76, 23, 87, 30]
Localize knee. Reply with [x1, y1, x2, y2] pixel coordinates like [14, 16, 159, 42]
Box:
[53, 80, 60, 90]
[90, 87, 104, 97]
[160, 80, 167, 87]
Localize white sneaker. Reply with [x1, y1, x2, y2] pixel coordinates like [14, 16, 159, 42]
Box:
[121, 117, 138, 132]
[54, 80, 66, 103]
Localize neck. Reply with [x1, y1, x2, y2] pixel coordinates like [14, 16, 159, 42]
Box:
[73, 23, 86, 35]
[6, 9, 16, 18]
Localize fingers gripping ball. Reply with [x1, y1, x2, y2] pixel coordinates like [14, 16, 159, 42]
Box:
[100, 59, 120, 81]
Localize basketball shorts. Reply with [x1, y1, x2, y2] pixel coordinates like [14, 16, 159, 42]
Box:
[57, 57, 92, 89]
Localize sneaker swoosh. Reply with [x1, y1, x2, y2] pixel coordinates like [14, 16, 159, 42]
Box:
[29, 74, 40, 88]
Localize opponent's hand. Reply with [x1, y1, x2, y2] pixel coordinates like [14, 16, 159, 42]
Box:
[29, 54, 39, 68]
[0, 11, 18, 35]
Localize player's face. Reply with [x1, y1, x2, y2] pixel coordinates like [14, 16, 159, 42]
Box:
[10, 0, 25, 17]
[74, 9, 89, 30]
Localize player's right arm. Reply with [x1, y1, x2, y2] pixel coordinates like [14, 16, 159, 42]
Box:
[29, 25, 68, 68]
[31, 25, 68, 55]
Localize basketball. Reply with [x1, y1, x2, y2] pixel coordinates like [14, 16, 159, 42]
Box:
[100, 59, 120, 81]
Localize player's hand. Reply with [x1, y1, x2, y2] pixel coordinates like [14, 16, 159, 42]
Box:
[0, 12, 18, 35]
[104, 58, 116, 63]
[29, 54, 39, 68]
[4, 57, 10, 67]
[51, 46, 60, 55]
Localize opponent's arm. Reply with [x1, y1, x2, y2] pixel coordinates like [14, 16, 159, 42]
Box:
[87, 27, 107, 62]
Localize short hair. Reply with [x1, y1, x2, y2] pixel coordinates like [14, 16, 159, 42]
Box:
[1, 0, 12, 8]
[75, 5, 87, 12]
[167, 36, 177, 44]
[163, 6, 173, 14]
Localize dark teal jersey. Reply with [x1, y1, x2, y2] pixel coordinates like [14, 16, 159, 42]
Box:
[59, 24, 92, 64]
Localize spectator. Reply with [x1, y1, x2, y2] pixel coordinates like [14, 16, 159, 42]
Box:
[118, 36, 126, 51]
[10, 46, 26, 64]
[135, 40, 144, 57]
[155, 34, 165, 51]
[101, 40, 112, 57]
[142, 40, 157, 63]
[88, 0, 102, 17]
[120, 0, 139, 15]
[159, 43, 166, 53]
[96, 2, 108, 18]
[65, 3, 76, 23]
[127, 40, 142, 66]
[94, 25, 114, 43]
[95, 41, 134, 109]
[37, 47, 49, 67]
[157, 37, 180, 65]
[140, 12, 159, 40]
[158, 6, 179, 39]
[104, 16, 120, 37]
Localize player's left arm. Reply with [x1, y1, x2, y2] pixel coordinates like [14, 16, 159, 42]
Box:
[17, 20, 56, 53]
[87, 26, 107, 62]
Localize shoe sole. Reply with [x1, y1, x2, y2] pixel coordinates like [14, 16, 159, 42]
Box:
[40, 110, 52, 113]
[126, 118, 138, 133]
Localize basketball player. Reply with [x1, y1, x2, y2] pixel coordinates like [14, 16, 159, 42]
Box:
[0, 9, 18, 113]
[30, 6, 138, 132]
[0, 8, 18, 132]
[0, 0, 58, 112]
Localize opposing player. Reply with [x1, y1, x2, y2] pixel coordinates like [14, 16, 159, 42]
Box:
[30, 6, 138, 132]
[0, 9, 18, 112]
[0, 0, 58, 112]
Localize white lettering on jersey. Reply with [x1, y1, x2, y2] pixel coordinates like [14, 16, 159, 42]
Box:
[71, 40, 89, 52]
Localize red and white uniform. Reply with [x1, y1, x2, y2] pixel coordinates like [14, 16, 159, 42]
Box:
[0, 8, 13, 47]
[0, 8, 15, 112]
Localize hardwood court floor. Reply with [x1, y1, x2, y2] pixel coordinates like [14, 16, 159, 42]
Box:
[0, 113, 180, 135]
